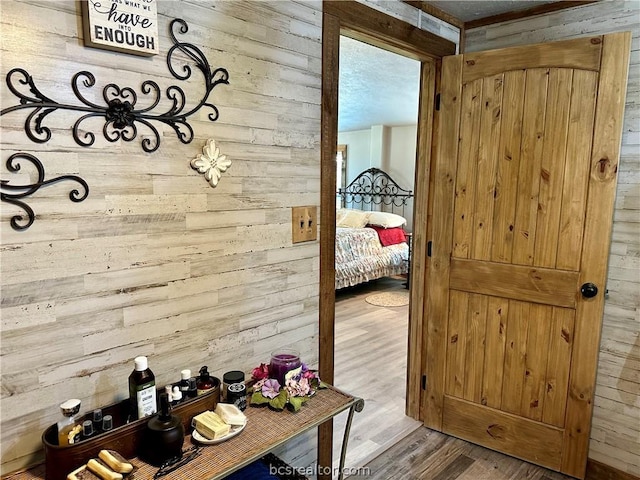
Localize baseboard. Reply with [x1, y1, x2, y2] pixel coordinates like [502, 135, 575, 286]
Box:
[586, 459, 640, 480]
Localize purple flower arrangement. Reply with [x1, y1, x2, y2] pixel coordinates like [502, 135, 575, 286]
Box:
[250, 362, 326, 411]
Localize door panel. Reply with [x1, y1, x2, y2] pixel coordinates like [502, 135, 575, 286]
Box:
[444, 294, 575, 426]
[492, 70, 525, 264]
[545, 306, 576, 427]
[482, 295, 508, 409]
[424, 33, 631, 478]
[520, 303, 551, 422]
[460, 36, 602, 82]
[513, 68, 548, 266]
[473, 73, 503, 261]
[443, 396, 564, 471]
[535, 68, 573, 268]
[557, 71, 597, 270]
[449, 258, 579, 307]
[452, 78, 481, 260]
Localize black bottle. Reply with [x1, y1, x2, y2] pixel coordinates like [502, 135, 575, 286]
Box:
[143, 393, 185, 466]
[92, 409, 103, 435]
[81, 420, 95, 441]
[102, 415, 113, 432]
[187, 377, 198, 399]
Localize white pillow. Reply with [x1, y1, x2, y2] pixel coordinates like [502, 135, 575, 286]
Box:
[336, 209, 370, 228]
[367, 211, 406, 229]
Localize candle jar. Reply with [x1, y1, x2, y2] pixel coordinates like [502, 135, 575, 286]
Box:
[269, 349, 301, 386]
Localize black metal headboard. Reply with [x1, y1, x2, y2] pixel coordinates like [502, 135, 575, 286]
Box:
[337, 167, 413, 214]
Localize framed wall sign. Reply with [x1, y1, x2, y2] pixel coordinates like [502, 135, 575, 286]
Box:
[81, 0, 159, 56]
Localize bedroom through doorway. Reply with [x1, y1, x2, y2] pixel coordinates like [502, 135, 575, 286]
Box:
[331, 35, 423, 471]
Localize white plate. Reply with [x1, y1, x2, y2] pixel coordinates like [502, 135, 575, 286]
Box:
[191, 421, 247, 445]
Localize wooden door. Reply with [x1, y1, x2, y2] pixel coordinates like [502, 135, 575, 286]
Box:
[424, 33, 630, 478]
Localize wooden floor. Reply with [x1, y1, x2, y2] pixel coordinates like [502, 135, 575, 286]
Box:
[332, 276, 422, 471]
[332, 277, 576, 480]
[345, 426, 577, 480]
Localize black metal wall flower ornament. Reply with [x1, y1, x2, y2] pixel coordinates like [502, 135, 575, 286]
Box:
[0, 18, 229, 230]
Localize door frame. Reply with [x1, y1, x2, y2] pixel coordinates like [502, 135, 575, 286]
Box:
[319, 1, 456, 475]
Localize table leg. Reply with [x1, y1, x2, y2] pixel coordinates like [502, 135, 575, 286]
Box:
[338, 398, 365, 480]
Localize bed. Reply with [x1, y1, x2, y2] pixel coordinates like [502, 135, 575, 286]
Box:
[335, 168, 413, 289]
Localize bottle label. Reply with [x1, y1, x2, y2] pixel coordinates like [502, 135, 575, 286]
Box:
[70, 425, 82, 445]
[136, 384, 157, 418]
[233, 396, 247, 411]
[228, 382, 247, 411]
[228, 382, 245, 393]
[58, 424, 81, 446]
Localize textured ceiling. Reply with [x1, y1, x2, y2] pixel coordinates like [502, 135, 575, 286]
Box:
[338, 36, 421, 132]
[338, 2, 559, 133]
[429, 1, 557, 22]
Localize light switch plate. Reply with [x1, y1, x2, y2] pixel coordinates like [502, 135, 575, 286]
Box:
[292, 206, 317, 243]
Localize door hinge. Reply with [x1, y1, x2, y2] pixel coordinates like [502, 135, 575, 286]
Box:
[427, 240, 432, 257]
[421, 375, 427, 390]
[435, 93, 441, 111]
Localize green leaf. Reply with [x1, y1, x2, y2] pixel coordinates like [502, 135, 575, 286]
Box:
[319, 381, 329, 389]
[251, 391, 270, 405]
[268, 390, 288, 410]
[288, 396, 308, 412]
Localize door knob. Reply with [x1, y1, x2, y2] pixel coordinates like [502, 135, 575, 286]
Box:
[581, 283, 598, 298]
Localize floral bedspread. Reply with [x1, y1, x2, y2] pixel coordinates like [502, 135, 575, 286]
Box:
[335, 227, 408, 289]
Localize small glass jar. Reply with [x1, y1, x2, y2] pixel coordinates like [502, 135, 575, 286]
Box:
[223, 370, 245, 401]
[269, 349, 301, 386]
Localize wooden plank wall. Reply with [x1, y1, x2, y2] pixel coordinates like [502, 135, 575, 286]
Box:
[358, 0, 460, 46]
[465, 1, 640, 475]
[0, 0, 322, 474]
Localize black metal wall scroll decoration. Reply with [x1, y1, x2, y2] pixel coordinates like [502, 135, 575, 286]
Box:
[2, 18, 229, 153]
[1, 18, 229, 230]
[1, 153, 89, 231]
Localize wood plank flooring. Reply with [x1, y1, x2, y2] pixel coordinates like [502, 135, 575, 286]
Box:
[346, 426, 577, 480]
[332, 276, 422, 471]
[331, 277, 576, 480]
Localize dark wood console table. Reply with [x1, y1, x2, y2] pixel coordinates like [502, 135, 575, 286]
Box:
[5, 386, 364, 480]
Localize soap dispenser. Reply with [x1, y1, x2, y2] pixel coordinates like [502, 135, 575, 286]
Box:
[142, 393, 184, 466]
[196, 366, 214, 395]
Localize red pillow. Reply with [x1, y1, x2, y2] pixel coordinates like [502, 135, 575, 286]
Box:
[367, 225, 407, 247]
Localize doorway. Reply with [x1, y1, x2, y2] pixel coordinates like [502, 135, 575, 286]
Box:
[331, 34, 422, 470]
[319, 2, 457, 476]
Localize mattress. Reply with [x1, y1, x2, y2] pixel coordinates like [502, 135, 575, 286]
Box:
[335, 226, 408, 289]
